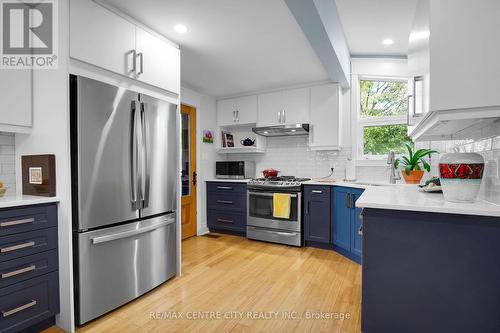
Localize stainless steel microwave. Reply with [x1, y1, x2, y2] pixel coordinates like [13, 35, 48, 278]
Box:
[216, 161, 255, 179]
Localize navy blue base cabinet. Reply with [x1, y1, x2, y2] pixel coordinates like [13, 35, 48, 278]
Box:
[304, 185, 331, 246]
[332, 187, 364, 264]
[206, 182, 247, 236]
[362, 208, 500, 333]
[0, 203, 59, 333]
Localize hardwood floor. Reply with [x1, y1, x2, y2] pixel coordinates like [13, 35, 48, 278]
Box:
[45, 234, 362, 333]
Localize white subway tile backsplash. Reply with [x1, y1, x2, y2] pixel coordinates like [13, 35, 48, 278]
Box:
[0, 132, 16, 196]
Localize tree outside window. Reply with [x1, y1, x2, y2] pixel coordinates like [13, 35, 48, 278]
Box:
[359, 79, 412, 158]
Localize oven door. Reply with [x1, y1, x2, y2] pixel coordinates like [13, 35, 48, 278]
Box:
[247, 190, 301, 232]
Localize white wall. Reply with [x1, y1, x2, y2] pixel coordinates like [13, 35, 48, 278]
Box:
[181, 87, 218, 235]
[14, 0, 74, 331]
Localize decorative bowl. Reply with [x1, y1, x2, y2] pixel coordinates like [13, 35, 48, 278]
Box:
[439, 153, 484, 202]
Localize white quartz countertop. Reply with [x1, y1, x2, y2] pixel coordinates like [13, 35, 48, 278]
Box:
[356, 185, 500, 217]
[205, 179, 251, 183]
[0, 195, 60, 209]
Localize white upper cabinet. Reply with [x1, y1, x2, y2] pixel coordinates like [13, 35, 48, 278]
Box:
[0, 70, 32, 132]
[309, 84, 342, 150]
[217, 95, 257, 127]
[257, 92, 283, 127]
[257, 88, 310, 127]
[135, 27, 180, 94]
[70, 0, 136, 77]
[282, 88, 310, 125]
[70, 0, 180, 94]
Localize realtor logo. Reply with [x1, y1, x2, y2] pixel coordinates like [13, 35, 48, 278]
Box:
[1, 0, 58, 68]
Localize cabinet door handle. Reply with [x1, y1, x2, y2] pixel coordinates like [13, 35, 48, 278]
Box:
[216, 200, 233, 204]
[0, 217, 35, 228]
[2, 300, 37, 317]
[305, 201, 310, 215]
[283, 110, 286, 123]
[217, 218, 233, 224]
[137, 52, 144, 75]
[311, 190, 323, 194]
[130, 49, 137, 73]
[345, 193, 350, 209]
[0, 241, 35, 253]
[358, 225, 363, 236]
[217, 186, 233, 190]
[1, 264, 36, 279]
[351, 194, 355, 209]
[278, 111, 282, 123]
[236, 110, 239, 122]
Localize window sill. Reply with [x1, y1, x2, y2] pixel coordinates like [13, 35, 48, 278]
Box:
[356, 159, 389, 167]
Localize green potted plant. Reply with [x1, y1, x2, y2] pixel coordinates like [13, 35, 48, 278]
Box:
[395, 143, 437, 184]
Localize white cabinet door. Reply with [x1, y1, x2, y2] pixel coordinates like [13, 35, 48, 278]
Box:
[135, 27, 180, 94]
[282, 87, 310, 124]
[309, 84, 341, 150]
[217, 99, 237, 127]
[70, 0, 136, 76]
[257, 92, 282, 127]
[235, 95, 257, 125]
[0, 70, 32, 129]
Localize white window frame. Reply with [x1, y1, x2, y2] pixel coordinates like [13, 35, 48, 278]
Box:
[354, 75, 409, 164]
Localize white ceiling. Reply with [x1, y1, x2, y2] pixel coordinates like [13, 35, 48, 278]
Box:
[335, 0, 417, 56]
[104, 0, 329, 98]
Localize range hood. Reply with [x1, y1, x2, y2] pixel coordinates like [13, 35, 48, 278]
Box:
[252, 124, 309, 137]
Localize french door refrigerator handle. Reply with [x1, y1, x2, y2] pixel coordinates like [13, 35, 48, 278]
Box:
[90, 217, 175, 244]
[130, 101, 140, 210]
[141, 102, 151, 209]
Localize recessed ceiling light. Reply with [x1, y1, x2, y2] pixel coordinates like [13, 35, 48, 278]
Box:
[263, 131, 269, 134]
[174, 24, 188, 33]
[291, 129, 297, 132]
[382, 38, 394, 46]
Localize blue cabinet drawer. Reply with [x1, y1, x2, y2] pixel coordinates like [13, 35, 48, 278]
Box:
[0, 228, 57, 263]
[207, 210, 246, 232]
[207, 192, 246, 212]
[207, 182, 247, 194]
[304, 185, 330, 200]
[0, 271, 59, 333]
[0, 250, 58, 289]
[0, 204, 57, 237]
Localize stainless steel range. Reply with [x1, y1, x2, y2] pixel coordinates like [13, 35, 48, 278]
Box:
[247, 176, 310, 246]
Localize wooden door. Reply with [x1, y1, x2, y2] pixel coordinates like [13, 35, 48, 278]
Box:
[181, 105, 197, 239]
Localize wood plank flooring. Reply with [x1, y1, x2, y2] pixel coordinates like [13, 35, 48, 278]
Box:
[44, 234, 361, 333]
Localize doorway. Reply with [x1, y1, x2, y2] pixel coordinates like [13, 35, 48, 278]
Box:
[181, 105, 197, 240]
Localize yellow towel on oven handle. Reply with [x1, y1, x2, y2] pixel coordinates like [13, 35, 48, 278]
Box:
[273, 193, 291, 219]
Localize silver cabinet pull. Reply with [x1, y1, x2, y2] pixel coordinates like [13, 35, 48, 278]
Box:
[1, 241, 35, 253]
[358, 225, 363, 236]
[236, 110, 239, 122]
[232, 110, 236, 122]
[137, 52, 144, 75]
[217, 219, 233, 224]
[2, 300, 37, 317]
[130, 49, 137, 73]
[283, 109, 286, 123]
[1, 265, 36, 279]
[345, 192, 350, 209]
[311, 190, 323, 194]
[0, 217, 35, 228]
[216, 200, 233, 204]
[278, 110, 282, 123]
[217, 186, 233, 190]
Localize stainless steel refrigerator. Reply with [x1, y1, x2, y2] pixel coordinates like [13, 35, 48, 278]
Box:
[70, 75, 178, 325]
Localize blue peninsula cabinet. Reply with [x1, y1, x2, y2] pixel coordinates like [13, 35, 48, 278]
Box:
[361, 208, 500, 333]
[332, 186, 364, 264]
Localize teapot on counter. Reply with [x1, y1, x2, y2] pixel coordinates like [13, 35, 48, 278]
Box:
[240, 138, 256, 147]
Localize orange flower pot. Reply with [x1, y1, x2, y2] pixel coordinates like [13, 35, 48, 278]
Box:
[401, 170, 424, 184]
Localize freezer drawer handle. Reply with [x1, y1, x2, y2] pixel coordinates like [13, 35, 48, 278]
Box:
[1, 241, 35, 253]
[217, 219, 233, 224]
[0, 217, 35, 228]
[1, 265, 36, 279]
[90, 217, 175, 244]
[216, 200, 233, 204]
[2, 300, 37, 318]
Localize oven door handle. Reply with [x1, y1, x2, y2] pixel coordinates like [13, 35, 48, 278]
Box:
[247, 191, 298, 198]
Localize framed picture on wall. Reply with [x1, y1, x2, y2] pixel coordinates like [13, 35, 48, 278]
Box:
[22, 154, 56, 197]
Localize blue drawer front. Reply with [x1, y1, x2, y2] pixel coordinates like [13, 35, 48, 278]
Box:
[207, 182, 247, 194]
[0, 228, 58, 263]
[0, 204, 57, 237]
[304, 185, 331, 200]
[207, 210, 246, 232]
[207, 192, 246, 212]
[0, 250, 58, 289]
[0, 271, 60, 333]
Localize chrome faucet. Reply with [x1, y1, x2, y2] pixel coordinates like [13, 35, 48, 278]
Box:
[387, 150, 401, 184]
